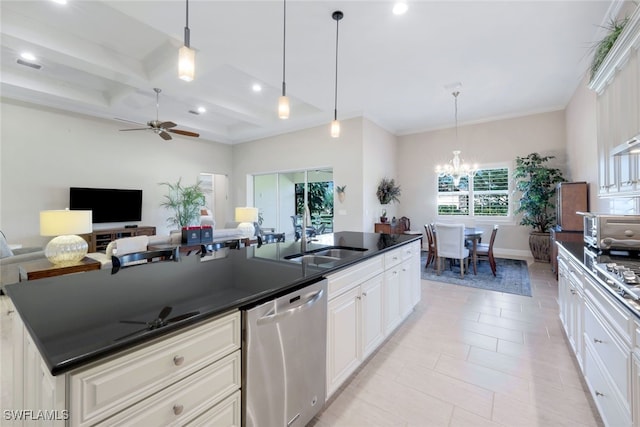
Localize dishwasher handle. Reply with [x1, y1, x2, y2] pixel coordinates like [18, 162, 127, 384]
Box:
[256, 289, 324, 325]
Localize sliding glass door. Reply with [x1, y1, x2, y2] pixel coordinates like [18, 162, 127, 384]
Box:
[253, 169, 333, 241]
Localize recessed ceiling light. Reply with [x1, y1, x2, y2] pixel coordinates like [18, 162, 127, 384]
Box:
[20, 52, 37, 61]
[51, 0, 68, 4]
[197, 106, 206, 114]
[392, 1, 408, 15]
[252, 83, 262, 92]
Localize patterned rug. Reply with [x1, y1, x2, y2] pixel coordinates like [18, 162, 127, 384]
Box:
[420, 252, 532, 297]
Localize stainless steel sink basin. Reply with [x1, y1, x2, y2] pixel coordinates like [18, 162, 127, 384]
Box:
[283, 246, 367, 264]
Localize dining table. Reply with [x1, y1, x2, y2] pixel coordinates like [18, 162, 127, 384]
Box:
[464, 227, 484, 275]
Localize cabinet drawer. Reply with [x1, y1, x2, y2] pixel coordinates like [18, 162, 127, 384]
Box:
[400, 241, 420, 261]
[327, 256, 383, 299]
[585, 275, 632, 344]
[384, 248, 403, 268]
[70, 311, 240, 427]
[584, 345, 632, 427]
[186, 390, 241, 427]
[584, 302, 630, 405]
[98, 350, 241, 427]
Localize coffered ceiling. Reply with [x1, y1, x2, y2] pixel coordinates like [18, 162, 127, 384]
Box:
[0, 1, 617, 144]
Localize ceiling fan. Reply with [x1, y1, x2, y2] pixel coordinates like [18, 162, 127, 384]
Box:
[118, 88, 200, 141]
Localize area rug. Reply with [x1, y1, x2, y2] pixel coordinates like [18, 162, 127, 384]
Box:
[420, 253, 532, 297]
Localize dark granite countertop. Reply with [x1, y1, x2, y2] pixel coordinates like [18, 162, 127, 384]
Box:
[5, 232, 420, 375]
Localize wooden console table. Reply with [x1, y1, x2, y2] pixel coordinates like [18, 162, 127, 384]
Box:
[81, 226, 156, 252]
[18, 257, 101, 281]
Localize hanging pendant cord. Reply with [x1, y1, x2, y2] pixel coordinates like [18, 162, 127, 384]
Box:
[282, 0, 286, 97]
[453, 91, 459, 144]
[334, 17, 340, 121]
[184, 0, 190, 47]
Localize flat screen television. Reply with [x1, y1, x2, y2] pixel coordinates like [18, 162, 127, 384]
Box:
[70, 187, 143, 223]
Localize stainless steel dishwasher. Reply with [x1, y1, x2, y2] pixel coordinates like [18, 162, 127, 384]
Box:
[243, 278, 328, 427]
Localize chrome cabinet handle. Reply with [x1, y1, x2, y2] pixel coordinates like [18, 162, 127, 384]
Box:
[595, 391, 605, 397]
[593, 338, 603, 344]
[356, 296, 361, 300]
[362, 292, 367, 297]
[173, 404, 184, 415]
[257, 289, 324, 325]
[173, 355, 184, 366]
[570, 289, 576, 295]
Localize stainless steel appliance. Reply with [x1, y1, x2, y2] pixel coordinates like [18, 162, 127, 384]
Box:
[243, 278, 328, 427]
[578, 212, 640, 250]
[584, 247, 640, 315]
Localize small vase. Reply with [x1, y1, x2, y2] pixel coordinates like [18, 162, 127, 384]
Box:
[380, 217, 388, 223]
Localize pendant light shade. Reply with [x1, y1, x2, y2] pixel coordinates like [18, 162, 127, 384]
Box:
[178, 0, 195, 82]
[279, 0, 290, 119]
[331, 10, 343, 138]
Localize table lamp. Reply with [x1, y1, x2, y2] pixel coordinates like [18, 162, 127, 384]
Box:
[235, 207, 258, 238]
[40, 209, 92, 265]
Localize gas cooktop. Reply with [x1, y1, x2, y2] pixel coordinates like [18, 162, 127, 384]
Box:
[585, 247, 640, 313]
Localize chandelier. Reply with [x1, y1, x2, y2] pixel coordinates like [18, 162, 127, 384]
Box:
[435, 89, 478, 186]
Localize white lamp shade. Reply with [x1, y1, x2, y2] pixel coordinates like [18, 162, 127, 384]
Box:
[278, 96, 290, 119]
[331, 119, 340, 138]
[179, 45, 195, 82]
[235, 207, 259, 223]
[40, 210, 92, 236]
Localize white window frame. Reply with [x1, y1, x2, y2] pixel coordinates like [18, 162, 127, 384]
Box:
[437, 163, 512, 221]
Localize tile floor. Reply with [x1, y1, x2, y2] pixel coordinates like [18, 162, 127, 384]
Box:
[311, 261, 604, 427]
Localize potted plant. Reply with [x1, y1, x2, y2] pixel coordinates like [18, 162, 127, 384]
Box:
[160, 178, 206, 228]
[380, 209, 388, 223]
[377, 178, 401, 205]
[336, 185, 346, 203]
[590, 16, 629, 81]
[513, 153, 566, 262]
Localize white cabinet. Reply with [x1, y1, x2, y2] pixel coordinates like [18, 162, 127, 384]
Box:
[633, 322, 640, 427]
[557, 252, 585, 369]
[10, 310, 241, 427]
[326, 241, 421, 398]
[590, 5, 640, 197]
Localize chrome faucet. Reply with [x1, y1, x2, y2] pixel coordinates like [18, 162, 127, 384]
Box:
[301, 213, 309, 253]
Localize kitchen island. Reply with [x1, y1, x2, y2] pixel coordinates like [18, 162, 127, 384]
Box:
[4, 231, 421, 426]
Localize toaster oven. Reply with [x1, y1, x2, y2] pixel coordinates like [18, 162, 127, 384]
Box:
[578, 212, 640, 250]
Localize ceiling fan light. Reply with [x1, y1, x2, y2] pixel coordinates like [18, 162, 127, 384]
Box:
[178, 45, 195, 82]
[331, 120, 340, 138]
[278, 96, 290, 119]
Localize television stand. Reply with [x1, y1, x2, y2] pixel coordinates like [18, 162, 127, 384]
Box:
[124, 225, 138, 228]
[80, 226, 156, 252]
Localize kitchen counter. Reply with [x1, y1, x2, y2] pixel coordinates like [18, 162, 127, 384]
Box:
[5, 231, 420, 375]
[557, 240, 640, 319]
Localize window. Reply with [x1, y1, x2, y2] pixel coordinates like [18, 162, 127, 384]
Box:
[437, 167, 509, 217]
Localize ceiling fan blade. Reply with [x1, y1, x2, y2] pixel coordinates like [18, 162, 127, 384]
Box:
[168, 129, 200, 138]
[159, 131, 172, 141]
[160, 121, 177, 129]
[119, 128, 150, 132]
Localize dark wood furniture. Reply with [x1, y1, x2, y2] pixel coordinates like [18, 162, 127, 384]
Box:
[556, 182, 588, 231]
[18, 257, 101, 281]
[374, 222, 408, 234]
[551, 182, 588, 277]
[81, 226, 156, 252]
[475, 225, 499, 276]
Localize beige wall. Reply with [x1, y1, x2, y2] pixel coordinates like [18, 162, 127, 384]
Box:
[397, 110, 567, 258]
[0, 99, 232, 247]
[231, 117, 368, 233]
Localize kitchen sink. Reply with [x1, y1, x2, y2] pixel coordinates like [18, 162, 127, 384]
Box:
[283, 246, 367, 264]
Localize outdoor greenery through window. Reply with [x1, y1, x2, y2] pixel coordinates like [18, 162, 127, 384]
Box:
[437, 167, 509, 217]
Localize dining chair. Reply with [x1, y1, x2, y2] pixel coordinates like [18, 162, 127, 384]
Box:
[111, 247, 179, 274]
[434, 223, 469, 278]
[423, 224, 437, 268]
[476, 225, 499, 276]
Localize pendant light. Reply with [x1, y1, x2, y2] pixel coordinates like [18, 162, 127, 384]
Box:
[435, 88, 478, 187]
[278, 0, 290, 119]
[178, 0, 195, 82]
[331, 10, 343, 138]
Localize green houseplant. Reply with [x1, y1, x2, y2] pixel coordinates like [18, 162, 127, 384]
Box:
[513, 153, 566, 262]
[160, 178, 206, 228]
[590, 16, 629, 81]
[377, 178, 401, 205]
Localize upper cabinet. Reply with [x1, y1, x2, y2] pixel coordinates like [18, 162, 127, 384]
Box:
[590, 5, 640, 197]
